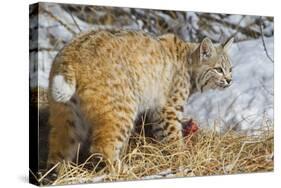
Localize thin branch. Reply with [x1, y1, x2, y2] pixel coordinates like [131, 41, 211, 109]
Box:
[258, 79, 273, 96]
[41, 7, 76, 35]
[30, 47, 60, 52]
[228, 16, 246, 39]
[66, 10, 82, 33]
[199, 13, 265, 38]
[259, 17, 274, 63]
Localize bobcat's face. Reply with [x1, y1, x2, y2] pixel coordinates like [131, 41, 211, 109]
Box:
[194, 37, 234, 92]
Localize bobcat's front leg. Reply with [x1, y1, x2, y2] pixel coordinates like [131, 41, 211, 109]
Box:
[152, 73, 190, 148]
[153, 90, 189, 148]
[159, 104, 184, 144]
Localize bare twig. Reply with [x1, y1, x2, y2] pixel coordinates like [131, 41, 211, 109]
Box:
[228, 16, 246, 39]
[66, 10, 82, 33]
[40, 7, 76, 35]
[259, 17, 274, 63]
[30, 47, 60, 52]
[199, 13, 263, 38]
[258, 79, 273, 96]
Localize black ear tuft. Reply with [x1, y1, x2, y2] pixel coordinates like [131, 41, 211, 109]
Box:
[223, 37, 234, 51]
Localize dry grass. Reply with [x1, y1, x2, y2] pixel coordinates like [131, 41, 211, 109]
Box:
[35, 121, 273, 186]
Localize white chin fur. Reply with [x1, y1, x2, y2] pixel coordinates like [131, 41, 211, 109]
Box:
[51, 75, 75, 102]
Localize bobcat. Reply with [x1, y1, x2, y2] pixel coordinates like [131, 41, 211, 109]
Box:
[47, 30, 233, 169]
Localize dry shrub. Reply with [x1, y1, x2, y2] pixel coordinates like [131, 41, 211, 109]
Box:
[35, 121, 273, 186]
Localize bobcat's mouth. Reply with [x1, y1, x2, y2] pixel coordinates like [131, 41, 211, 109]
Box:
[215, 81, 231, 88]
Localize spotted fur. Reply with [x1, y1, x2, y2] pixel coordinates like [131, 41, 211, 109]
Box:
[47, 30, 233, 169]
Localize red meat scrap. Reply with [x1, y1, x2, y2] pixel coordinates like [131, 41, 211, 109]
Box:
[182, 119, 199, 137]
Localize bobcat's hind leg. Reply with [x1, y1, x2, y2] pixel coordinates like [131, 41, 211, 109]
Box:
[47, 98, 88, 168]
[79, 93, 137, 172]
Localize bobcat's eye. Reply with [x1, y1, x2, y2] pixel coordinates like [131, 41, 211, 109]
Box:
[215, 67, 223, 74]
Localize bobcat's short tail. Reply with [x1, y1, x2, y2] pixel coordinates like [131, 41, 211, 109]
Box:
[51, 69, 76, 103]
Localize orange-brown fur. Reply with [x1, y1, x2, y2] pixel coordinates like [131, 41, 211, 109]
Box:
[47, 30, 233, 169]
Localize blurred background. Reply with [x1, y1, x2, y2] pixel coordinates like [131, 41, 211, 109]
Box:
[30, 2, 273, 134]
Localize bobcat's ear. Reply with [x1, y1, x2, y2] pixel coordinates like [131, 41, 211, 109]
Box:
[223, 37, 234, 51]
[200, 37, 215, 61]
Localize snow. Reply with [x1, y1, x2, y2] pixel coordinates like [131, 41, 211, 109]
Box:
[185, 37, 273, 134]
[140, 169, 175, 180]
[140, 167, 194, 180]
[91, 175, 107, 182]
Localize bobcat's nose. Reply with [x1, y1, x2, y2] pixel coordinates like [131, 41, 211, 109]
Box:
[225, 78, 232, 85]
